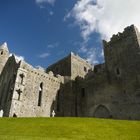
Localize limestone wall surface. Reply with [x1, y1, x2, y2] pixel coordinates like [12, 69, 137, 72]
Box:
[0, 56, 19, 116]
[9, 61, 64, 117]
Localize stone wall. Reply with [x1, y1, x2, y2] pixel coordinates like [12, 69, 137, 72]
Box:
[47, 52, 93, 80]
[55, 25, 140, 120]
[78, 25, 140, 120]
[0, 25, 140, 120]
[0, 55, 19, 116]
[46, 54, 71, 77]
[70, 52, 93, 79]
[8, 60, 64, 117]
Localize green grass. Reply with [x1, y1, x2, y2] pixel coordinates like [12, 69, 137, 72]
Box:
[0, 117, 139, 140]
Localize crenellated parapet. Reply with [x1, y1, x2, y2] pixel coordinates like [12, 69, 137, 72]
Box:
[103, 25, 137, 47]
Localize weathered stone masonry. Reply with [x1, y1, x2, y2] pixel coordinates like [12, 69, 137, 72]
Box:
[0, 25, 140, 120]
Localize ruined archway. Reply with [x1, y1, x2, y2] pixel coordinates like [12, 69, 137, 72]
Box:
[94, 105, 110, 118]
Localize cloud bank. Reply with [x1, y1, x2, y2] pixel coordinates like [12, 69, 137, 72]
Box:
[69, 0, 140, 41]
[66, 0, 140, 65]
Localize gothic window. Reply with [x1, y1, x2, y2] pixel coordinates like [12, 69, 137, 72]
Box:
[81, 88, 85, 97]
[84, 67, 87, 72]
[38, 82, 43, 106]
[16, 89, 22, 100]
[19, 73, 24, 85]
[116, 68, 120, 76]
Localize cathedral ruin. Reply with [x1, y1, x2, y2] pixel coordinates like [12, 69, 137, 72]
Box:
[0, 25, 140, 120]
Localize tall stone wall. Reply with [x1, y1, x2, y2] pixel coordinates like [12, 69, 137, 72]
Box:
[0, 25, 140, 120]
[9, 61, 64, 117]
[78, 25, 140, 120]
[0, 55, 19, 117]
[46, 54, 71, 77]
[56, 25, 140, 120]
[46, 52, 93, 80]
[70, 53, 93, 79]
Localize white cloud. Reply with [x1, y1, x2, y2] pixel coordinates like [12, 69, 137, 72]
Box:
[66, 0, 140, 64]
[39, 52, 50, 58]
[68, 0, 140, 40]
[86, 48, 99, 65]
[79, 45, 101, 65]
[47, 42, 59, 48]
[35, 0, 55, 5]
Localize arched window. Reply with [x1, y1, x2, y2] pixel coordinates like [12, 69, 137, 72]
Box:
[84, 67, 87, 72]
[116, 68, 120, 76]
[38, 82, 43, 106]
[19, 73, 24, 84]
[16, 89, 22, 100]
[81, 88, 85, 97]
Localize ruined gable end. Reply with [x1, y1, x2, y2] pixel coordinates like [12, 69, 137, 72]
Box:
[0, 42, 9, 74]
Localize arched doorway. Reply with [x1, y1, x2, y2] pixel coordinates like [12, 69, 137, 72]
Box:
[94, 105, 110, 118]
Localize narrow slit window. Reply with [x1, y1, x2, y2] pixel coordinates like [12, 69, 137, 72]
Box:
[16, 89, 22, 100]
[81, 88, 85, 97]
[84, 67, 87, 72]
[57, 90, 60, 112]
[19, 74, 24, 84]
[116, 68, 120, 75]
[38, 82, 43, 106]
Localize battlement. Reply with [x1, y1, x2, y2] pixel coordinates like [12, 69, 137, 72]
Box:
[103, 25, 137, 46]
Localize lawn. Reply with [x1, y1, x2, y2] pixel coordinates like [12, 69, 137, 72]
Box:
[0, 117, 139, 140]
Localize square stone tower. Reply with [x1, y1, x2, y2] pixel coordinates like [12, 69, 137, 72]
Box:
[46, 52, 93, 79]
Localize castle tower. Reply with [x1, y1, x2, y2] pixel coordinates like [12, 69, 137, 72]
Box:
[0, 42, 9, 74]
[46, 52, 93, 79]
[103, 25, 140, 79]
[102, 24, 140, 96]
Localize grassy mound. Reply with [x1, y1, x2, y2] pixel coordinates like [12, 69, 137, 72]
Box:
[0, 117, 139, 140]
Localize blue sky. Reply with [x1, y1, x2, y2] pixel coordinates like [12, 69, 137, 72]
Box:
[1, 0, 138, 68]
[0, 0, 105, 68]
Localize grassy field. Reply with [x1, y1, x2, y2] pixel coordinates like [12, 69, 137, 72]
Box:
[0, 117, 139, 140]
